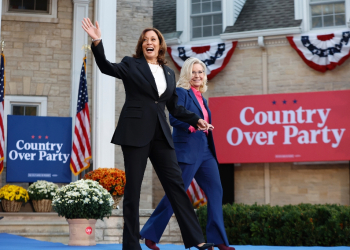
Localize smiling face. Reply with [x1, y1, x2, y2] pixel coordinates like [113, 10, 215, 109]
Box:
[142, 30, 160, 63]
[190, 63, 205, 90]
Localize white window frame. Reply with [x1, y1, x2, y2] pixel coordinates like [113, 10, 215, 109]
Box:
[177, 0, 237, 44]
[190, 0, 223, 40]
[3, 96, 47, 161]
[1, 0, 58, 23]
[295, 0, 350, 33]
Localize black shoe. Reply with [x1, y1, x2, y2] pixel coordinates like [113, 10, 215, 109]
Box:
[191, 243, 215, 250]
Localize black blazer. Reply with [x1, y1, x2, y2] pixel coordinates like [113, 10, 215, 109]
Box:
[91, 41, 201, 148]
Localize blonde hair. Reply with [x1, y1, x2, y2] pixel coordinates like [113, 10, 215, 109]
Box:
[176, 57, 208, 93]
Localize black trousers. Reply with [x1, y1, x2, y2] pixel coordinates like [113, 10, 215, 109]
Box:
[121, 119, 205, 250]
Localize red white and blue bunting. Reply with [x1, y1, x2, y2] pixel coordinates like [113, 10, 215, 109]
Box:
[167, 41, 237, 80]
[287, 31, 350, 72]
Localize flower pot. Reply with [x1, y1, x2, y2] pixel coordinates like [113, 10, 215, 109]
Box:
[32, 199, 52, 212]
[1, 200, 23, 212]
[67, 219, 97, 246]
[112, 195, 123, 209]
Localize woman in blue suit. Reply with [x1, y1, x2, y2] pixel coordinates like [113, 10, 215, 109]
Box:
[141, 58, 234, 250]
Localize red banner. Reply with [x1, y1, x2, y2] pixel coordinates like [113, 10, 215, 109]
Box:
[210, 90, 350, 163]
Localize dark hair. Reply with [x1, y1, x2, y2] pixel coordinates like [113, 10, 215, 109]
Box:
[133, 28, 167, 65]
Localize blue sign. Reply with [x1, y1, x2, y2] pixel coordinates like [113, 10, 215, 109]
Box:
[6, 116, 72, 183]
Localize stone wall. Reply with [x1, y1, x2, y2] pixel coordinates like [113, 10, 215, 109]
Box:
[2, 0, 75, 116]
[96, 209, 182, 244]
[114, 0, 154, 209]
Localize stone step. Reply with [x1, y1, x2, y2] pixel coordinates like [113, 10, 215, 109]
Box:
[0, 221, 69, 234]
[0, 212, 66, 222]
[9, 232, 69, 244]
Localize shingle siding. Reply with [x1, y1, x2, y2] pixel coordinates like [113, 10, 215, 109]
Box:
[225, 0, 302, 33]
[153, 0, 177, 34]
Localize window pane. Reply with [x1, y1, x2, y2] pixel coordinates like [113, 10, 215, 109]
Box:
[203, 26, 212, 37]
[192, 3, 201, 14]
[25, 107, 37, 116]
[202, 2, 211, 13]
[193, 27, 202, 38]
[311, 5, 322, 15]
[213, 25, 222, 36]
[193, 16, 202, 27]
[334, 3, 345, 13]
[335, 14, 345, 25]
[13, 106, 25, 115]
[212, 1, 221, 11]
[323, 15, 334, 26]
[323, 4, 333, 15]
[213, 14, 222, 24]
[23, 0, 35, 10]
[203, 15, 212, 25]
[9, 0, 22, 9]
[192, 0, 200, 3]
[312, 16, 322, 28]
[36, 0, 48, 11]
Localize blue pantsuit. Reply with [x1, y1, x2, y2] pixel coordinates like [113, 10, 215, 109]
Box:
[140, 87, 230, 246]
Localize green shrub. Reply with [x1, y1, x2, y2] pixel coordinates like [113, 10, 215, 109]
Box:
[196, 203, 350, 246]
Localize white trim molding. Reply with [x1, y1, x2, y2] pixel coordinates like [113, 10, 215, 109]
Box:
[1, 0, 58, 23]
[220, 26, 302, 40]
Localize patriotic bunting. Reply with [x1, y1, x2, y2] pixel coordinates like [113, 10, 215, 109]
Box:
[70, 56, 92, 176]
[287, 31, 350, 72]
[167, 41, 237, 80]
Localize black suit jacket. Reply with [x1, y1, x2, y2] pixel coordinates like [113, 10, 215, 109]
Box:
[91, 41, 201, 148]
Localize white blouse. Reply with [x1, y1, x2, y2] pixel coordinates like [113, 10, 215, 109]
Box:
[148, 63, 167, 97]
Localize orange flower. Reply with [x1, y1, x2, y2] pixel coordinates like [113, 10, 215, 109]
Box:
[84, 168, 126, 196]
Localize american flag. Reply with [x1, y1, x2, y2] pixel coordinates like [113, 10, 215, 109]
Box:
[187, 179, 207, 208]
[0, 52, 5, 175]
[70, 56, 92, 176]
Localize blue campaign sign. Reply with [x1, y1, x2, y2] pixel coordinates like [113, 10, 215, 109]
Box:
[6, 115, 72, 183]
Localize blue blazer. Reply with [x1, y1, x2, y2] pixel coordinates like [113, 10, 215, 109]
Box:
[170, 87, 218, 164]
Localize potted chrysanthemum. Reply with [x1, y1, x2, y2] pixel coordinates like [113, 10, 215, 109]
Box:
[52, 179, 114, 246]
[84, 168, 125, 209]
[28, 180, 59, 212]
[0, 184, 29, 212]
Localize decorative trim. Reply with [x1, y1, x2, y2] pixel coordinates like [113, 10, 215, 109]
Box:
[2, 0, 58, 23]
[236, 37, 289, 49]
[221, 26, 302, 40]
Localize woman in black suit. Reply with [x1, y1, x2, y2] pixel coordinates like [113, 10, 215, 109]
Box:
[82, 18, 214, 250]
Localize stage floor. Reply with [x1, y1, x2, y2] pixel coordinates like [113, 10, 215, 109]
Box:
[1, 233, 350, 250]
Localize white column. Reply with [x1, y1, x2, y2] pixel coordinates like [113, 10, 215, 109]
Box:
[0, 0, 2, 34]
[71, 0, 90, 119]
[261, 46, 271, 204]
[92, 0, 117, 169]
[0, 0, 2, 188]
[71, 0, 91, 180]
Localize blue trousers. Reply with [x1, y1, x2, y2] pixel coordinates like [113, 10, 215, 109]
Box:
[140, 140, 229, 246]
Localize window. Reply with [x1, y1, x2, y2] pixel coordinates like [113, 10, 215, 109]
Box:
[3, 96, 47, 162]
[191, 0, 223, 39]
[5, 96, 47, 117]
[2, 0, 58, 23]
[8, 0, 49, 14]
[310, 0, 346, 28]
[12, 105, 38, 116]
